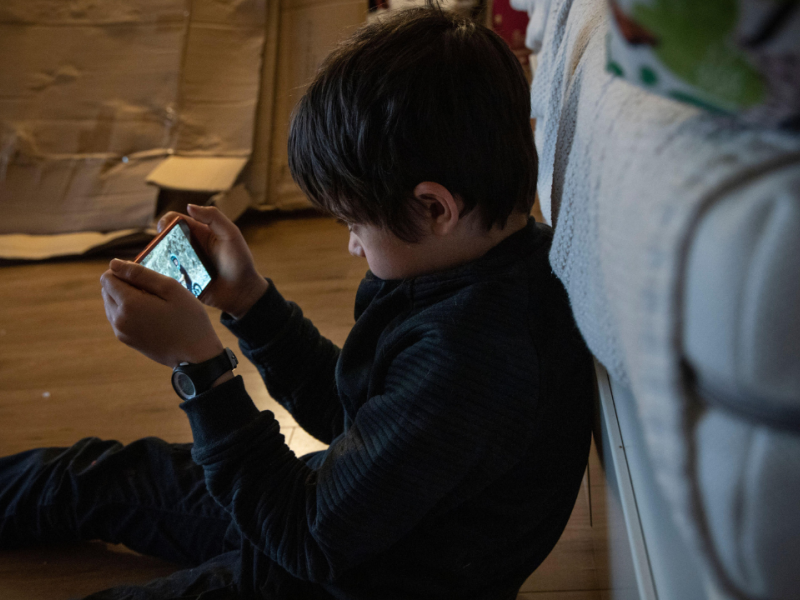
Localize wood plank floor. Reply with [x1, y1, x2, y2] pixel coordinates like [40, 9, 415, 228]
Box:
[0, 211, 606, 599]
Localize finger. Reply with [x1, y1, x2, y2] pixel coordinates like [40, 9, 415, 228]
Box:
[187, 204, 240, 240]
[100, 281, 130, 338]
[100, 282, 118, 308]
[156, 212, 212, 247]
[161, 213, 214, 253]
[101, 270, 149, 316]
[100, 275, 150, 347]
[157, 212, 183, 233]
[109, 259, 179, 300]
[100, 269, 125, 305]
[101, 287, 121, 330]
[101, 286, 116, 319]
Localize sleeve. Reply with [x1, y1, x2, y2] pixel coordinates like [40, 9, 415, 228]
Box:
[180, 327, 537, 584]
[222, 279, 344, 444]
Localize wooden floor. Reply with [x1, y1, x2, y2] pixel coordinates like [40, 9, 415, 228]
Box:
[0, 211, 609, 599]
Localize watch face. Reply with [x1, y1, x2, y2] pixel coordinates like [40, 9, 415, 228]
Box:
[173, 371, 196, 398]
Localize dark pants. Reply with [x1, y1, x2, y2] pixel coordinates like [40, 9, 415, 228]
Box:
[0, 437, 243, 599]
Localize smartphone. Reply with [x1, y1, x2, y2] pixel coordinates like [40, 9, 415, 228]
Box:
[134, 217, 216, 299]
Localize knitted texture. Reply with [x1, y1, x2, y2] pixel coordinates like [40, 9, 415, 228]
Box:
[523, 0, 800, 597]
[180, 220, 594, 599]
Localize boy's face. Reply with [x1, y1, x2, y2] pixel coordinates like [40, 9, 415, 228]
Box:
[347, 222, 423, 280]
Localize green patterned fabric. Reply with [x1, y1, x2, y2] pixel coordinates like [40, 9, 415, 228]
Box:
[606, 0, 800, 129]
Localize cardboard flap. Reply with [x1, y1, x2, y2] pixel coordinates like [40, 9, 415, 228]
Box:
[0, 228, 155, 261]
[146, 156, 249, 192]
[211, 183, 252, 222]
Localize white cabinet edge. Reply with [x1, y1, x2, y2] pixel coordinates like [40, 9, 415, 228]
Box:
[595, 358, 658, 600]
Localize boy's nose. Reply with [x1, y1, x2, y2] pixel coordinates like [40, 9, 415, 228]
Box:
[348, 232, 364, 258]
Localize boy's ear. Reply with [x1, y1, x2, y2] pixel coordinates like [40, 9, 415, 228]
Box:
[413, 182, 463, 236]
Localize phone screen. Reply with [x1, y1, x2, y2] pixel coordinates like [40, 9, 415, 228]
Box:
[139, 224, 212, 298]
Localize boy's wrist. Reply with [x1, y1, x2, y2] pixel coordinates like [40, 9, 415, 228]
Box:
[220, 278, 293, 348]
[211, 370, 236, 389]
[229, 277, 269, 320]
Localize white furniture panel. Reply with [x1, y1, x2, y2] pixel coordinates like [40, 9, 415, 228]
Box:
[595, 360, 707, 600]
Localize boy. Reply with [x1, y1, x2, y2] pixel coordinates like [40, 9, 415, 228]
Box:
[0, 7, 593, 599]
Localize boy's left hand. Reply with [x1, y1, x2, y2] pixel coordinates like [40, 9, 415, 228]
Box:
[101, 259, 224, 368]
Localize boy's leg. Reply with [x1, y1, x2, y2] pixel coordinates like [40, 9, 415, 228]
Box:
[81, 550, 242, 600]
[0, 437, 237, 566]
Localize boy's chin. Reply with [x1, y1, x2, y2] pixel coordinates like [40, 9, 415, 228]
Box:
[368, 263, 419, 281]
[369, 268, 403, 281]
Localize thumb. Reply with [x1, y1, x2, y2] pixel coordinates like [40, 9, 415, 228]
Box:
[110, 259, 178, 299]
[186, 204, 239, 240]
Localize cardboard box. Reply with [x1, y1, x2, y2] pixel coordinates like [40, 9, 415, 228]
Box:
[266, 0, 367, 211]
[0, 0, 269, 257]
[0, 0, 369, 258]
[241, 0, 282, 211]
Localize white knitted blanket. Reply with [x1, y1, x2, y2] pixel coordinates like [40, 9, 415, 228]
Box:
[513, 0, 800, 596]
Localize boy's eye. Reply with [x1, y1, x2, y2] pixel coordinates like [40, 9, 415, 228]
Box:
[335, 218, 360, 234]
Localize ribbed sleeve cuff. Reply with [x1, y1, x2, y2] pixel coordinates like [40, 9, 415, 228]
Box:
[220, 279, 293, 347]
[180, 375, 261, 448]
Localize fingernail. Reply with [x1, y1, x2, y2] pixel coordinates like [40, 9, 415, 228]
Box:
[110, 259, 123, 271]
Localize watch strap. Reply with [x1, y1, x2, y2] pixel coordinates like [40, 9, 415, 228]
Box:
[172, 348, 238, 399]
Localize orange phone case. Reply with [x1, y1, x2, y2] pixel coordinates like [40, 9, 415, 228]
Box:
[133, 216, 217, 297]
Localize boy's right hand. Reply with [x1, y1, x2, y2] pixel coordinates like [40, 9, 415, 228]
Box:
[158, 205, 268, 320]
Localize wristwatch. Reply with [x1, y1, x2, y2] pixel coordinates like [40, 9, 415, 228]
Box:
[171, 348, 238, 400]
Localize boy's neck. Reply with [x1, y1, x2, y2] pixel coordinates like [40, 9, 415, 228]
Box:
[410, 211, 530, 277]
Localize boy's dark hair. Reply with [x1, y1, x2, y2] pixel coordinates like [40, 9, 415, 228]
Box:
[288, 6, 538, 242]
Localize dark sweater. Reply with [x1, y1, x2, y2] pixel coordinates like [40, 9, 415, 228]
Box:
[180, 219, 594, 600]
